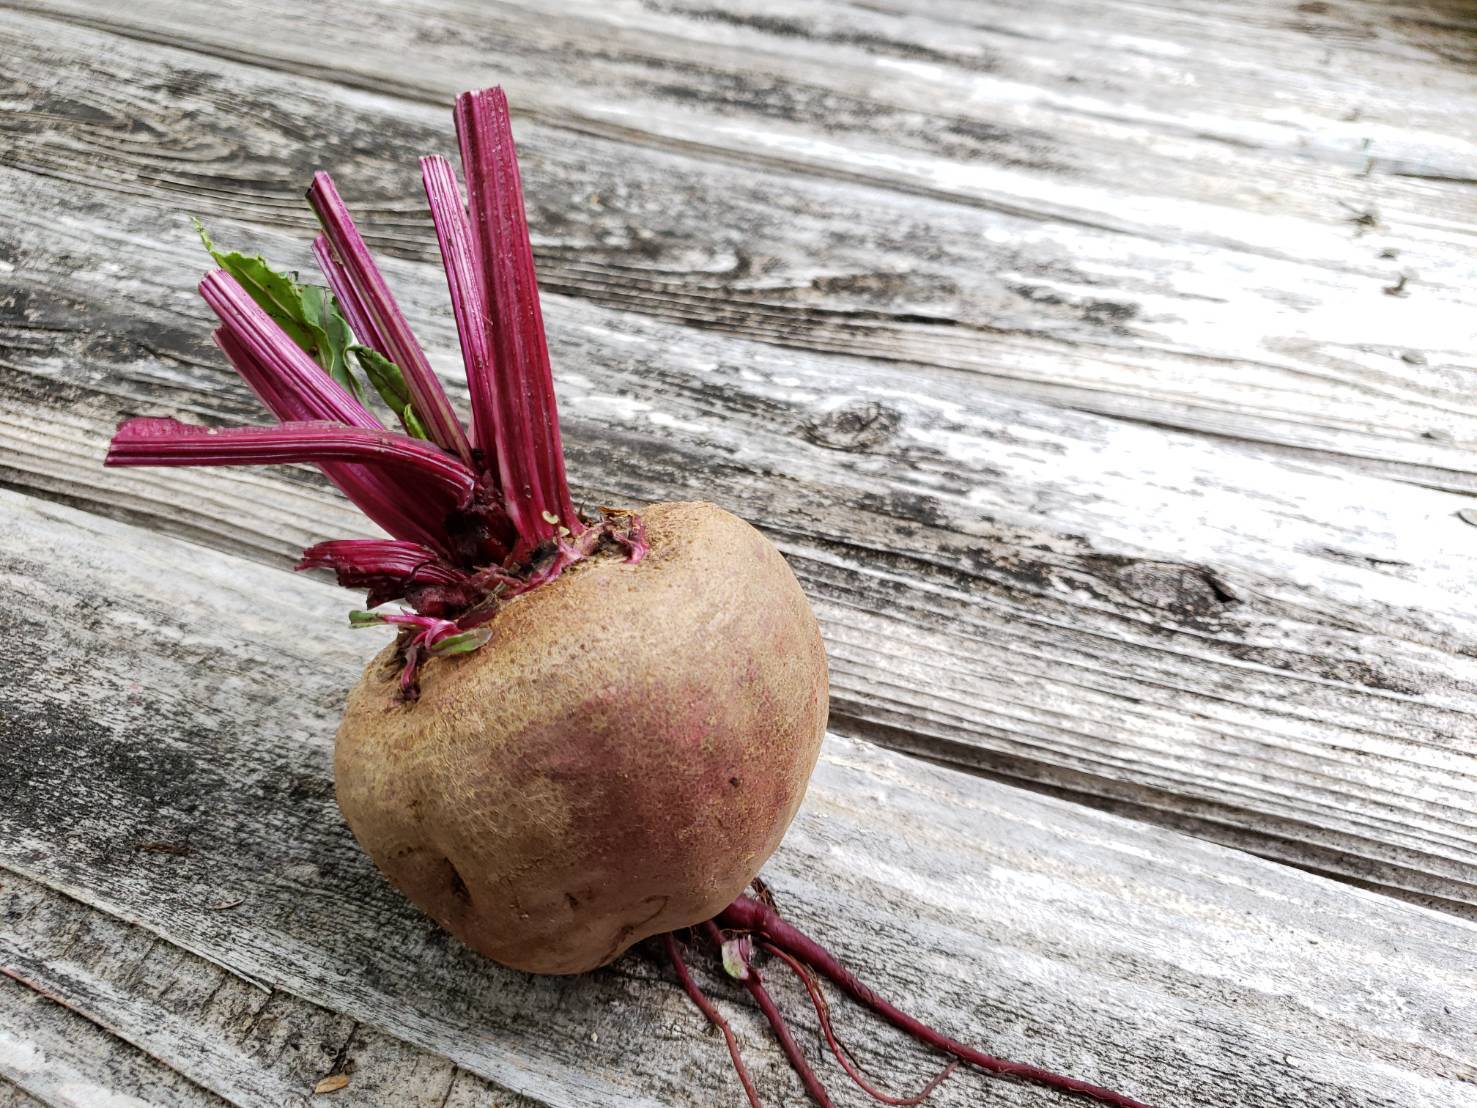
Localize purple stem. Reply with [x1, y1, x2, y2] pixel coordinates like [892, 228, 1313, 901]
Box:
[718, 897, 1155, 1108]
[455, 87, 580, 552]
[216, 325, 308, 422]
[213, 328, 453, 554]
[200, 270, 381, 430]
[312, 234, 390, 354]
[298, 539, 468, 607]
[420, 155, 499, 476]
[375, 610, 462, 641]
[307, 171, 474, 466]
[455, 90, 543, 544]
[398, 640, 424, 699]
[106, 418, 477, 506]
[296, 539, 464, 586]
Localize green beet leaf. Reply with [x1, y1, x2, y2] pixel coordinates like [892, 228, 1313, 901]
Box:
[427, 628, 493, 656]
[354, 346, 430, 440]
[194, 218, 362, 400]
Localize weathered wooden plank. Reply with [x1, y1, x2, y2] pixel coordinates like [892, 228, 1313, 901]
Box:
[0, 1078, 47, 1108]
[2, 490, 1476, 1108]
[0, 873, 530, 1108]
[0, 974, 229, 1108]
[4, 176, 1477, 916]
[3, 3, 1475, 489]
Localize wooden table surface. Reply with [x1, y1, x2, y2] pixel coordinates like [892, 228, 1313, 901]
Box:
[3, 1, 1476, 1105]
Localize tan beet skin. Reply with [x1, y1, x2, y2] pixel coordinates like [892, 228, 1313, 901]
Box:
[334, 501, 829, 974]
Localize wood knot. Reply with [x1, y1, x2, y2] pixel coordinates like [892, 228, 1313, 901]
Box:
[803, 400, 901, 453]
[1090, 555, 1240, 621]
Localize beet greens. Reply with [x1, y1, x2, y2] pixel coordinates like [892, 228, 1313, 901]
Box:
[107, 87, 643, 696]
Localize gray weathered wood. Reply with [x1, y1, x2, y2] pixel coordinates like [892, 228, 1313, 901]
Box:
[4, 0, 1477, 1103]
[0, 972, 228, 1108]
[0, 872, 529, 1108]
[4, 1, 1476, 489]
[0, 1078, 47, 1108]
[2, 490, 1476, 1107]
[4, 172, 1476, 914]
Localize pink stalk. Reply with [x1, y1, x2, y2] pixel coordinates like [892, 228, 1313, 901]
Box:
[763, 943, 958, 1106]
[307, 171, 474, 466]
[200, 270, 381, 430]
[719, 897, 1154, 1108]
[312, 235, 389, 354]
[420, 154, 499, 474]
[106, 418, 477, 506]
[374, 611, 462, 639]
[212, 329, 453, 555]
[662, 934, 763, 1108]
[215, 326, 306, 422]
[609, 511, 647, 562]
[353, 610, 489, 699]
[299, 539, 468, 608]
[297, 540, 464, 586]
[455, 87, 580, 551]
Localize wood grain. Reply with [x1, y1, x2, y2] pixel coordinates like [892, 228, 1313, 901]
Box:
[3, 168, 1476, 915]
[0, 1079, 47, 1108]
[2, 490, 1476, 1108]
[0, 973, 228, 1108]
[3, 1, 1476, 1102]
[0, 872, 531, 1108]
[3, 2, 1475, 490]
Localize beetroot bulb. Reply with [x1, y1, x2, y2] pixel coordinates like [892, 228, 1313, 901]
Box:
[104, 87, 1152, 1108]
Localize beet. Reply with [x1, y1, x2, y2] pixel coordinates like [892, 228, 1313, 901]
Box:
[104, 84, 1152, 1108]
[337, 501, 827, 974]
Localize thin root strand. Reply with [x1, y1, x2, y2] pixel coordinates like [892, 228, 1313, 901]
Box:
[661, 932, 763, 1108]
[702, 922, 835, 1108]
[720, 895, 1155, 1108]
[764, 941, 959, 1106]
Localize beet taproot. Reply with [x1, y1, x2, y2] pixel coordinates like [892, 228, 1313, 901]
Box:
[104, 84, 1152, 1108]
[336, 501, 827, 974]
